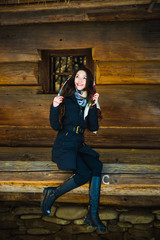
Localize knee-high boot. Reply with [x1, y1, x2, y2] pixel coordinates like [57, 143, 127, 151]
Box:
[84, 176, 106, 232]
[40, 175, 77, 216]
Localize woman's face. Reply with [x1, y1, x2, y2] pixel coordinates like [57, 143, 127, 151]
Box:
[74, 70, 87, 91]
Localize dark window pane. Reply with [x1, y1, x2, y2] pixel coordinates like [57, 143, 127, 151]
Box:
[50, 55, 87, 93]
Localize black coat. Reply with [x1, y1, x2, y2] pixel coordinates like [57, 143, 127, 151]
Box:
[50, 94, 99, 171]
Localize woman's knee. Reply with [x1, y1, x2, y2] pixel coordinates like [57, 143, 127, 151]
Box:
[73, 171, 90, 186]
[98, 160, 103, 172]
[92, 159, 103, 176]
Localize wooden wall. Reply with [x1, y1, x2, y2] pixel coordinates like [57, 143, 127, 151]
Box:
[0, 19, 160, 205]
[0, 20, 160, 149]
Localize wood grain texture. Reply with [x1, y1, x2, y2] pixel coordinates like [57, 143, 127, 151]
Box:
[1, 85, 160, 127]
[1, 161, 160, 173]
[0, 62, 38, 85]
[1, 172, 160, 185]
[96, 61, 160, 84]
[0, 84, 160, 147]
[1, 5, 160, 25]
[1, 191, 160, 207]
[0, 20, 160, 62]
[1, 0, 160, 7]
[1, 147, 160, 164]
[0, 181, 160, 197]
[0, 127, 160, 148]
[0, 160, 160, 200]
[99, 85, 160, 128]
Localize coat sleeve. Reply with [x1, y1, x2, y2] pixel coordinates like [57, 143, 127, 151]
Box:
[50, 103, 61, 131]
[86, 105, 99, 132]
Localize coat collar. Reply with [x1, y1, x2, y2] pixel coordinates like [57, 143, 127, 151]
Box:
[68, 94, 77, 104]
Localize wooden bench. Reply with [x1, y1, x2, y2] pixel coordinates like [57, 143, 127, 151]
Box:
[0, 147, 160, 207]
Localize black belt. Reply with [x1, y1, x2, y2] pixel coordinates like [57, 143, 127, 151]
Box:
[64, 126, 84, 134]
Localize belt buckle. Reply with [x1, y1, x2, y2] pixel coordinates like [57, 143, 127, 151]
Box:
[76, 126, 80, 134]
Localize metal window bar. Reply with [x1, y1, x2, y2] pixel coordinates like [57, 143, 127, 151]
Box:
[50, 55, 86, 93]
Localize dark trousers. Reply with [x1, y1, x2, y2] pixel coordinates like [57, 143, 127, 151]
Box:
[73, 154, 103, 187]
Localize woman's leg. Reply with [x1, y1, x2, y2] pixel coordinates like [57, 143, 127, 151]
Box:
[81, 154, 106, 232]
[41, 156, 91, 216]
[80, 154, 103, 177]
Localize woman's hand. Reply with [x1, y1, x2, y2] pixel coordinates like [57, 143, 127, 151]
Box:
[92, 93, 99, 106]
[53, 96, 64, 107]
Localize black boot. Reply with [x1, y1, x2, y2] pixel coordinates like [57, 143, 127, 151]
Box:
[85, 176, 106, 232]
[40, 175, 77, 216]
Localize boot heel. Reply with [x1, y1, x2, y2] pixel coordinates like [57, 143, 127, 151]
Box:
[41, 187, 56, 216]
[84, 217, 92, 226]
[84, 214, 96, 228]
[97, 225, 106, 232]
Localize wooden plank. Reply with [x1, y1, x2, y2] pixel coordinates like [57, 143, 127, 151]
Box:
[0, 147, 52, 162]
[0, 126, 160, 148]
[0, 0, 57, 4]
[0, 85, 42, 95]
[96, 61, 160, 84]
[0, 49, 40, 63]
[1, 1, 160, 9]
[0, 20, 160, 62]
[1, 147, 160, 164]
[98, 85, 160, 127]
[87, 5, 160, 22]
[88, 127, 160, 148]
[0, 62, 38, 85]
[1, 5, 160, 25]
[1, 161, 160, 173]
[0, 86, 51, 126]
[0, 182, 160, 197]
[0, 85, 160, 147]
[1, 85, 160, 128]
[0, 8, 87, 26]
[0, 191, 160, 207]
[0, 172, 160, 185]
[0, 171, 71, 183]
[92, 20, 160, 61]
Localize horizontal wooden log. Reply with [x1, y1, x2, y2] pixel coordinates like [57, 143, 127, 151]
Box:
[96, 61, 160, 84]
[0, 85, 160, 147]
[0, 126, 160, 148]
[1, 161, 160, 174]
[87, 5, 160, 21]
[92, 20, 160, 61]
[1, 85, 160, 127]
[99, 85, 160, 127]
[0, 86, 51, 126]
[0, 0, 159, 8]
[0, 49, 40, 63]
[1, 0, 160, 8]
[1, 0, 160, 19]
[0, 20, 160, 62]
[0, 62, 38, 85]
[0, 182, 160, 197]
[1, 191, 160, 207]
[1, 4, 160, 25]
[1, 161, 160, 195]
[1, 147, 160, 165]
[1, 172, 160, 185]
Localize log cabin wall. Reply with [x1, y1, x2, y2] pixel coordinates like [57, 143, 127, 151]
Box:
[0, 20, 160, 148]
[0, 1, 160, 207]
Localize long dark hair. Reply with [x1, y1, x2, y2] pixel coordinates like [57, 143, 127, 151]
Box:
[58, 66, 102, 123]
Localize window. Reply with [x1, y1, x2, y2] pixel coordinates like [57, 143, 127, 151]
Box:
[39, 49, 94, 94]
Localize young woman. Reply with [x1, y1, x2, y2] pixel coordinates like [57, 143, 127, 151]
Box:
[40, 66, 106, 232]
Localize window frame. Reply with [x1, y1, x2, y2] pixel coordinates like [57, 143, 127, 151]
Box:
[39, 48, 94, 94]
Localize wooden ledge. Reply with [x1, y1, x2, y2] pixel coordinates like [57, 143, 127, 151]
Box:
[0, 160, 160, 206]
